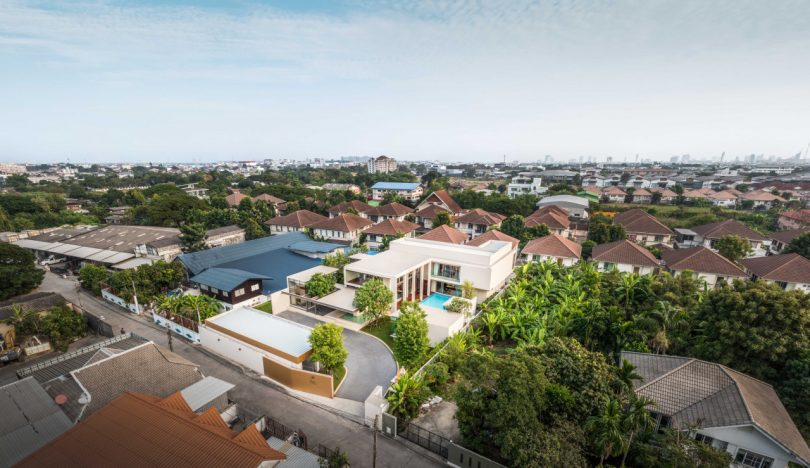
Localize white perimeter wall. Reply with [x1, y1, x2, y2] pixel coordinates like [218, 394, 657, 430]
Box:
[200, 325, 303, 375]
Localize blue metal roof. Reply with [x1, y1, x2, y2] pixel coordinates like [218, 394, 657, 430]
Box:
[371, 182, 421, 190]
[288, 241, 346, 254]
[178, 232, 311, 275]
[217, 249, 322, 294]
[189, 268, 271, 292]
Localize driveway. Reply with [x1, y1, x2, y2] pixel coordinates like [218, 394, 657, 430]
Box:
[277, 310, 398, 401]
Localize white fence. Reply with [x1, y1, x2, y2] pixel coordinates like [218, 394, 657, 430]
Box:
[101, 289, 143, 314]
[152, 312, 200, 343]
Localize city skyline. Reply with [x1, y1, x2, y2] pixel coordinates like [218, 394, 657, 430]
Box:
[2, 0, 809, 163]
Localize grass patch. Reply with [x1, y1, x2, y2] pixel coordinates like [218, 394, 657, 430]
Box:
[332, 366, 347, 390]
[598, 203, 778, 233]
[254, 301, 273, 313]
[361, 316, 396, 353]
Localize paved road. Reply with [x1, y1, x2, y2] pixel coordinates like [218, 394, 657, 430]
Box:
[12, 272, 441, 468]
[278, 310, 398, 401]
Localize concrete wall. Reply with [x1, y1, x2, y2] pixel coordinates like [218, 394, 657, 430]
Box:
[153, 313, 200, 343]
[598, 262, 656, 275]
[270, 289, 290, 314]
[200, 325, 267, 374]
[524, 254, 579, 266]
[101, 289, 142, 314]
[262, 357, 333, 399]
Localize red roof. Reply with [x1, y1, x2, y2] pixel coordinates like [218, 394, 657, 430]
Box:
[603, 186, 627, 196]
[521, 234, 581, 259]
[370, 202, 414, 217]
[466, 230, 519, 249]
[264, 209, 327, 228]
[252, 193, 286, 205]
[739, 253, 810, 284]
[633, 188, 652, 196]
[525, 209, 570, 230]
[769, 228, 810, 245]
[592, 239, 659, 267]
[225, 190, 249, 207]
[780, 209, 810, 224]
[310, 213, 373, 232]
[454, 208, 505, 226]
[661, 246, 747, 277]
[741, 190, 784, 202]
[327, 200, 375, 215]
[17, 392, 285, 467]
[414, 204, 449, 219]
[418, 190, 462, 214]
[613, 209, 673, 236]
[364, 219, 420, 236]
[418, 225, 468, 244]
[691, 219, 768, 241]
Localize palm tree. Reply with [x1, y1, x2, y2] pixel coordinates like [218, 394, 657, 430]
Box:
[614, 359, 643, 398]
[586, 399, 627, 466]
[620, 396, 656, 467]
[386, 370, 426, 421]
[5, 304, 32, 328]
[159, 295, 185, 318]
[647, 300, 688, 354]
[184, 294, 221, 324]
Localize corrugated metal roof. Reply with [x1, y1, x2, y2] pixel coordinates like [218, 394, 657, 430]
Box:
[216, 249, 322, 294]
[287, 241, 345, 254]
[101, 252, 136, 265]
[111, 257, 158, 270]
[190, 268, 271, 292]
[0, 377, 73, 467]
[180, 376, 235, 412]
[178, 232, 312, 275]
[371, 182, 421, 190]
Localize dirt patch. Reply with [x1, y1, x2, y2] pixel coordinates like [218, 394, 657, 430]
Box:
[413, 400, 462, 442]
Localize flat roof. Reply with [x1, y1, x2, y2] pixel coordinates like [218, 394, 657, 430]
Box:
[287, 265, 338, 283]
[206, 307, 313, 359]
[180, 376, 235, 412]
[346, 251, 429, 277]
[313, 287, 357, 313]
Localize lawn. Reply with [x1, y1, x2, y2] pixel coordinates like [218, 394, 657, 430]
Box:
[254, 301, 273, 313]
[361, 316, 396, 352]
[599, 203, 778, 233]
[332, 365, 347, 390]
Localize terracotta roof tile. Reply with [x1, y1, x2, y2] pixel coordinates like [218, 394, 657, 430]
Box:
[310, 213, 373, 232]
[418, 190, 462, 214]
[454, 208, 505, 226]
[417, 225, 468, 244]
[327, 200, 375, 214]
[708, 190, 738, 200]
[613, 209, 673, 236]
[632, 188, 652, 196]
[252, 193, 286, 204]
[739, 253, 810, 284]
[741, 190, 785, 202]
[363, 219, 420, 236]
[691, 219, 768, 241]
[603, 186, 627, 195]
[661, 246, 747, 277]
[225, 191, 249, 207]
[521, 234, 581, 259]
[466, 230, 519, 249]
[370, 202, 414, 217]
[591, 239, 659, 267]
[780, 209, 810, 224]
[414, 204, 449, 219]
[769, 228, 810, 245]
[264, 210, 327, 228]
[525, 210, 570, 230]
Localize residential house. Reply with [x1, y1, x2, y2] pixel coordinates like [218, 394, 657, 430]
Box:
[521, 234, 581, 266]
[251, 193, 287, 214]
[683, 219, 770, 256]
[327, 200, 375, 218]
[591, 239, 659, 274]
[603, 186, 627, 203]
[179, 183, 209, 199]
[536, 195, 589, 218]
[741, 190, 785, 209]
[708, 190, 739, 207]
[581, 174, 607, 188]
[613, 209, 674, 246]
[661, 246, 747, 288]
[190, 268, 270, 307]
[539, 169, 577, 184]
[366, 202, 414, 223]
[778, 209, 810, 230]
[309, 213, 373, 245]
[649, 187, 677, 204]
[414, 204, 451, 231]
[416, 189, 463, 215]
[454, 208, 505, 239]
[507, 173, 546, 198]
[682, 189, 710, 203]
[625, 176, 652, 189]
[17, 390, 286, 468]
[466, 230, 520, 251]
[623, 352, 810, 468]
[264, 209, 327, 234]
[525, 205, 571, 237]
[768, 228, 810, 254]
[418, 225, 468, 245]
[225, 189, 249, 207]
[370, 182, 423, 202]
[739, 254, 810, 292]
[104, 206, 130, 224]
[631, 188, 652, 204]
[363, 219, 420, 249]
[368, 154, 397, 174]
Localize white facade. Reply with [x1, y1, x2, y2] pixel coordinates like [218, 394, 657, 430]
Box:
[696, 425, 803, 468]
[523, 253, 578, 266]
[370, 186, 423, 202]
[507, 175, 546, 199]
[668, 269, 734, 289]
[269, 224, 305, 234]
[312, 227, 367, 245]
[367, 156, 397, 174]
[596, 261, 656, 275]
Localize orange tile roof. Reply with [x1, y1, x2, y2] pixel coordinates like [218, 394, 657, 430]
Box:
[613, 209, 673, 236]
[521, 234, 581, 259]
[603, 186, 627, 196]
[252, 193, 286, 204]
[225, 191, 250, 207]
[364, 219, 420, 236]
[418, 225, 468, 244]
[370, 202, 414, 217]
[592, 239, 659, 267]
[454, 208, 505, 226]
[466, 230, 519, 249]
[327, 200, 375, 214]
[310, 213, 373, 232]
[414, 204, 449, 219]
[17, 392, 286, 468]
[264, 209, 327, 228]
[525, 209, 570, 230]
[661, 246, 747, 277]
[419, 190, 462, 214]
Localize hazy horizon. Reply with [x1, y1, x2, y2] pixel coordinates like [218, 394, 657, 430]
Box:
[2, 0, 809, 163]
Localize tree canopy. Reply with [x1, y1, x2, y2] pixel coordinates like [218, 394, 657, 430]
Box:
[0, 243, 44, 301]
[394, 302, 430, 370]
[353, 279, 393, 323]
[714, 235, 751, 261]
[308, 323, 348, 373]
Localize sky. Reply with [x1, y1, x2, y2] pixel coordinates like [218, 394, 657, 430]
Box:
[1, 0, 809, 164]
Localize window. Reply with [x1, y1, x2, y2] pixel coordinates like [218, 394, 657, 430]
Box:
[234, 288, 245, 297]
[432, 263, 460, 281]
[603, 262, 616, 271]
[211, 287, 219, 294]
[694, 433, 713, 445]
[200, 284, 208, 291]
[734, 449, 773, 468]
[250, 284, 260, 292]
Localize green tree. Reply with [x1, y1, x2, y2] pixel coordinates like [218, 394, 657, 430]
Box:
[323, 252, 350, 283]
[499, 214, 526, 241]
[581, 240, 597, 259]
[630, 428, 731, 467]
[620, 396, 655, 466]
[715, 235, 751, 261]
[305, 273, 336, 298]
[319, 447, 350, 468]
[308, 323, 348, 374]
[394, 302, 430, 369]
[386, 370, 428, 421]
[353, 279, 393, 323]
[179, 223, 208, 252]
[588, 219, 626, 244]
[461, 279, 475, 300]
[42, 305, 87, 351]
[78, 264, 110, 295]
[432, 211, 453, 228]
[585, 399, 626, 467]
[784, 232, 810, 259]
[0, 243, 44, 301]
[184, 294, 221, 323]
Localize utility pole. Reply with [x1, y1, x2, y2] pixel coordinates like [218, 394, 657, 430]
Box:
[129, 274, 140, 314]
[372, 415, 378, 468]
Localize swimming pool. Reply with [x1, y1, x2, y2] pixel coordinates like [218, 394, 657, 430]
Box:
[420, 293, 453, 310]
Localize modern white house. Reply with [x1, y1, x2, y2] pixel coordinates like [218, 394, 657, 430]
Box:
[623, 352, 810, 468]
[591, 239, 659, 274]
[536, 195, 590, 218]
[507, 173, 546, 198]
[739, 253, 810, 292]
[369, 182, 423, 202]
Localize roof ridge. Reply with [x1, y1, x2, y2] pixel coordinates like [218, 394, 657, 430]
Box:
[718, 366, 755, 423]
[635, 358, 696, 392]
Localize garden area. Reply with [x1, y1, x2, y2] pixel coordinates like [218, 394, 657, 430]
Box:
[598, 203, 780, 233]
[4, 303, 87, 353]
[381, 260, 810, 467]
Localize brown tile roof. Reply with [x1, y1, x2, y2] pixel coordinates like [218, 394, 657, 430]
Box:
[780, 209, 810, 224]
[632, 188, 652, 196]
[591, 239, 659, 267]
[370, 202, 414, 217]
[769, 228, 810, 245]
[583, 185, 601, 195]
[622, 352, 810, 465]
[327, 200, 374, 215]
[696, 188, 716, 195]
[466, 230, 520, 249]
[741, 190, 785, 202]
[603, 186, 626, 196]
[263, 209, 327, 228]
[71, 343, 203, 416]
[252, 193, 286, 204]
[528, 205, 569, 218]
[454, 208, 505, 226]
[739, 253, 810, 284]
[418, 190, 462, 214]
[310, 213, 373, 232]
[708, 190, 738, 200]
[525, 209, 570, 230]
[683, 190, 708, 199]
[417, 225, 468, 244]
[691, 219, 768, 241]
[613, 209, 673, 236]
[661, 246, 747, 277]
[17, 392, 286, 467]
[363, 219, 420, 236]
[521, 234, 581, 259]
[649, 187, 678, 197]
[225, 190, 249, 207]
[414, 204, 449, 219]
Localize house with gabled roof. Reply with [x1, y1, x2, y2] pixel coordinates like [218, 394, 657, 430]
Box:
[622, 351, 810, 468]
[414, 203, 452, 231]
[602, 186, 627, 203]
[768, 228, 810, 254]
[370, 182, 423, 202]
[466, 229, 520, 251]
[418, 224, 468, 245]
[363, 219, 420, 249]
[741, 190, 785, 210]
[453, 208, 505, 239]
[525, 206, 571, 237]
[591, 239, 659, 274]
[365, 201, 414, 223]
[708, 190, 739, 208]
[309, 213, 373, 246]
[225, 189, 250, 207]
[778, 209, 810, 230]
[684, 219, 770, 256]
[649, 187, 677, 204]
[251, 193, 287, 214]
[264, 209, 327, 234]
[661, 246, 747, 288]
[739, 253, 810, 292]
[632, 188, 652, 204]
[613, 209, 674, 246]
[416, 189, 463, 215]
[521, 234, 581, 266]
[327, 200, 375, 218]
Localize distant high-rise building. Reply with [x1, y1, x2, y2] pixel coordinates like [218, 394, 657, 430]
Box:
[368, 155, 398, 174]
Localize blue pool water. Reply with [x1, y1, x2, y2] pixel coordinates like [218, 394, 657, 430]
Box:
[366, 250, 379, 255]
[420, 293, 453, 310]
